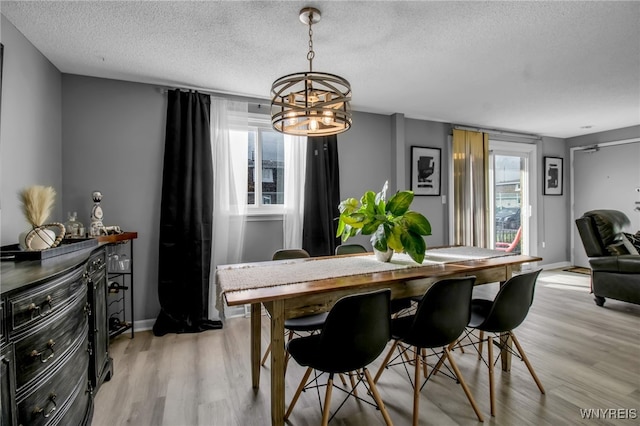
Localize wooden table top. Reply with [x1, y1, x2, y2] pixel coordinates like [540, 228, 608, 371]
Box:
[220, 252, 541, 306]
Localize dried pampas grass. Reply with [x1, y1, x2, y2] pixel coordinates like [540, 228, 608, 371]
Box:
[19, 185, 56, 227]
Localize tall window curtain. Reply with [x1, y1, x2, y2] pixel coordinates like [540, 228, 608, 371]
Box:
[283, 135, 307, 248]
[302, 135, 341, 256]
[153, 90, 222, 336]
[452, 129, 489, 247]
[210, 97, 248, 321]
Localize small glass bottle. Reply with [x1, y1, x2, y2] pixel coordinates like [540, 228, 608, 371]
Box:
[64, 211, 85, 238]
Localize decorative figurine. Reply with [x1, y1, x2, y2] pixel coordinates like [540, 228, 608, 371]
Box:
[90, 190, 105, 237]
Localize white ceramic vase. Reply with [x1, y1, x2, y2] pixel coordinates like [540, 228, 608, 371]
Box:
[373, 247, 394, 262]
[19, 228, 56, 250]
[18, 223, 66, 251]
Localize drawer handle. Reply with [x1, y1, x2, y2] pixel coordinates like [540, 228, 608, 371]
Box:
[30, 339, 56, 363]
[92, 257, 106, 271]
[29, 296, 53, 319]
[33, 393, 57, 418]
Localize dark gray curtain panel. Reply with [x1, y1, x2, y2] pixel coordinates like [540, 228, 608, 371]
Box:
[302, 135, 341, 256]
[153, 90, 222, 336]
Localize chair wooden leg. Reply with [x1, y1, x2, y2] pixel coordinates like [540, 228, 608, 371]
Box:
[401, 343, 414, 365]
[421, 348, 428, 378]
[413, 349, 421, 426]
[347, 371, 358, 397]
[321, 375, 334, 426]
[285, 367, 313, 420]
[363, 368, 394, 426]
[260, 342, 271, 367]
[374, 340, 399, 383]
[283, 331, 294, 372]
[488, 335, 495, 416]
[432, 342, 455, 375]
[478, 330, 485, 361]
[263, 330, 294, 368]
[510, 332, 545, 394]
[444, 347, 484, 422]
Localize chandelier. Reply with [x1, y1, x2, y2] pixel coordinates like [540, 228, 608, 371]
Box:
[271, 7, 352, 136]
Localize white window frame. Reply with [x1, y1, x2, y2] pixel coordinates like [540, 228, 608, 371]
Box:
[488, 140, 537, 257]
[246, 114, 286, 216]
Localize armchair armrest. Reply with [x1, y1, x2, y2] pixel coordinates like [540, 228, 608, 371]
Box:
[589, 255, 640, 273]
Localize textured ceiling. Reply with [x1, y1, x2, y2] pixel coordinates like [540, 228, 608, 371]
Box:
[2, 1, 639, 138]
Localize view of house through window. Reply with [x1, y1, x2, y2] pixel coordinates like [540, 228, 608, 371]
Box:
[247, 121, 285, 207]
[493, 154, 523, 254]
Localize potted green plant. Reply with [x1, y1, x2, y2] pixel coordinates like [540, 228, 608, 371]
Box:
[336, 181, 432, 263]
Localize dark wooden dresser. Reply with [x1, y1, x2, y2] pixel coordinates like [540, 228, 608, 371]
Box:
[1, 245, 112, 426]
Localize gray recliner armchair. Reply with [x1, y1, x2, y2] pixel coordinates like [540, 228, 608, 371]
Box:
[575, 209, 640, 307]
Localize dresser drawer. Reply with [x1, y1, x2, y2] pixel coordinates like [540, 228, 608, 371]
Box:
[13, 290, 87, 392]
[0, 300, 5, 345]
[16, 330, 89, 426]
[49, 376, 91, 426]
[9, 266, 85, 332]
[86, 249, 106, 275]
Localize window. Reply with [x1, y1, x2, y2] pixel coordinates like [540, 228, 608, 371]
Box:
[246, 117, 285, 209]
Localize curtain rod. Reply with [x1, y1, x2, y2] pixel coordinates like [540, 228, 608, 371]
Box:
[156, 84, 269, 107]
[453, 124, 541, 140]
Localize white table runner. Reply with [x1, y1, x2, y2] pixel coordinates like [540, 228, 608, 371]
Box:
[218, 246, 510, 293]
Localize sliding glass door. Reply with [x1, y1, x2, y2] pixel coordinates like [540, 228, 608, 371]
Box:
[488, 141, 537, 255]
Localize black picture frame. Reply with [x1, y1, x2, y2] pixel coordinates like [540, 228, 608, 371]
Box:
[411, 146, 441, 196]
[543, 156, 563, 195]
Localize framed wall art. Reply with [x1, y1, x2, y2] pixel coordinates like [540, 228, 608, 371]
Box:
[411, 146, 441, 196]
[543, 156, 563, 195]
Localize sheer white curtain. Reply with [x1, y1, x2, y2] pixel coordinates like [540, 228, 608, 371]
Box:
[210, 97, 248, 320]
[283, 135, 307, 248]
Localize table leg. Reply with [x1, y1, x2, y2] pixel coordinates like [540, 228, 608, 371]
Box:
[251, 303, 261, 389]
[500, 265, 513, 371]
[270, 299, 286, 426]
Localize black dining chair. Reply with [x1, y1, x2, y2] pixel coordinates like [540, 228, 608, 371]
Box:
[261, 249, 329, 368]
[285, 289, 394, 426]
[460, 269, 545, 417]
[335, 243, 368, 255]
[373, 276, 484, 425]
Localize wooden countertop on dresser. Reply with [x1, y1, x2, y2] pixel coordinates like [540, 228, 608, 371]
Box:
[1, 247, 96, 296]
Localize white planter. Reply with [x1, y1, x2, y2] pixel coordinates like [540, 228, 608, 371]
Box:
[18, 223, 65, 251]
[19, 228, 56, 250]
[374, 248, 394, 262]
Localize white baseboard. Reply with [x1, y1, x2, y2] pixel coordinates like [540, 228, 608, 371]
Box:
[133, 318, 155, 332]
[541, 261, 572, 271]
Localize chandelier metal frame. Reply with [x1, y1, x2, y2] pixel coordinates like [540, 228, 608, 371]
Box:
[271, 7, 352, 136]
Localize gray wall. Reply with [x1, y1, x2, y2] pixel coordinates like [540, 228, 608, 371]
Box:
[61, 74, 166, 322]
[538, 136, 569, 265]
[1, 15, 62, 243]
[566, 125, 639, 149]
[404, 118, 450, 247]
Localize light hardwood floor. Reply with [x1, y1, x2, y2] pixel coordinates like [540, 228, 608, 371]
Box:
[93, 270, 640, 425]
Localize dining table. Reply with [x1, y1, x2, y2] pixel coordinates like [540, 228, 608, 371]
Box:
[217, 246, 542, 425]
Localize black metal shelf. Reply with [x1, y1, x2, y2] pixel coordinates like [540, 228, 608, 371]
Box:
[108, 322, 132, 339]
[105, 235, 136, 339]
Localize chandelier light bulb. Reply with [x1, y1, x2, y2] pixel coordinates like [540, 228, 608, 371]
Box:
[322, 111, 333, 125]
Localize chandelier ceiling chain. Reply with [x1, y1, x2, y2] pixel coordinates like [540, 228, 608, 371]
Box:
[270, 7, 352, 136]
[306, 13, 314, 71]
